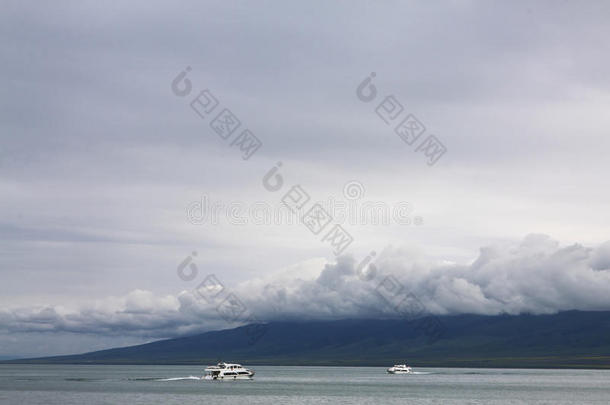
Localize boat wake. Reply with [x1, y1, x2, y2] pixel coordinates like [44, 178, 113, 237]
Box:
[156, 376, 202, 381]
[411, 371, 432, 375]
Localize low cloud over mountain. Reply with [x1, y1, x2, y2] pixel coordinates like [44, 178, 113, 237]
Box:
[2, 234, 610, 354]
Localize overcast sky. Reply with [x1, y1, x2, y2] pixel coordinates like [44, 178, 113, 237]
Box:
[1, 0, 610, 358]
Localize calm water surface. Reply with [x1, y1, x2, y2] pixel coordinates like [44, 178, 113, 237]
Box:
[1, 364, 609, 404]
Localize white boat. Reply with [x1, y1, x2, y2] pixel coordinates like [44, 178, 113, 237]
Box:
[203, 362, 255, 380]
[387, 364, 413, 374]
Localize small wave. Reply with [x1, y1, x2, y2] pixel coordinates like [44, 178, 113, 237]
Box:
[411, 371, 432, 375]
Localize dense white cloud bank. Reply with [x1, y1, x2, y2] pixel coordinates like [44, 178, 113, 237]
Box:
[2, 235, 610, 343]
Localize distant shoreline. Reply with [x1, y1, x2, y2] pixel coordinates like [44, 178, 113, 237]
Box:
[2, 364, 610, 371]
[3, 359, 610, 370]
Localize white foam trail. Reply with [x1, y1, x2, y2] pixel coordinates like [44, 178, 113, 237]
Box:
[157, 376, 202, 381]
[411, 371, 432, 375]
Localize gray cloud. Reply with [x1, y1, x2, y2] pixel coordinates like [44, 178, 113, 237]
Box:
[2, 1, 610, 356]
[3, 234, 610, 357]
[241, 234, 610, 318]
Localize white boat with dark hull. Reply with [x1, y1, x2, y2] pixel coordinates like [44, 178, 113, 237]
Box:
[203, 362, 255, 380]
[387, 364, 413, 374]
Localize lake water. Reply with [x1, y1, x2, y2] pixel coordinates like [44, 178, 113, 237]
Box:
[1, 364, 609, 404]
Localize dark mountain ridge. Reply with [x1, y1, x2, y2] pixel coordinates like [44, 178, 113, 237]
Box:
[5, 311, 610, 368]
